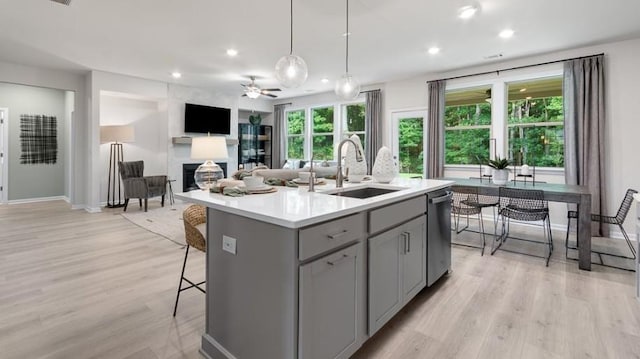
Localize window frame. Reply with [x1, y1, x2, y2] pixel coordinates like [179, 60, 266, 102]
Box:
[285, 107, 307, 160]
[443, 67, 564, 171]
[283, 99, 366, 163]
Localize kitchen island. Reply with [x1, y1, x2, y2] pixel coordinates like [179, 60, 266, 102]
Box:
[176, 178, 454, 359]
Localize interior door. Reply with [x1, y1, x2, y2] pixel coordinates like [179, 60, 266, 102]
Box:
[391, 110, 427, 178]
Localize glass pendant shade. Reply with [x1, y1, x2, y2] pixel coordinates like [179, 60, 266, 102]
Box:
[275, 54, 308, 88]
[334, 73, 361, 100]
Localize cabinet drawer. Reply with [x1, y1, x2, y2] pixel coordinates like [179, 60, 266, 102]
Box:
[299, 213, 365, 261]
[369, 195, 426, 234]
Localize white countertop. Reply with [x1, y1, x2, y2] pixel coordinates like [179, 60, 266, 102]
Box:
[634, 193, 640, 202]
[175, 178, 454, 228]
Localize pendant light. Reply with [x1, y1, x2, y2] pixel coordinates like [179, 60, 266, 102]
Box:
[275, 0, 308, 88]
[335, 0, 360, 100]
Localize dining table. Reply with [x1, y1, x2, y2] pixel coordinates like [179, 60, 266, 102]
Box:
[442, 177, 593, 270]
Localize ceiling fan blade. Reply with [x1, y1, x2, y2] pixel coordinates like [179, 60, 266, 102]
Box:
[262, 88, 282, 92]
[265, 93, 278, 98]
[241, 94, 247, 97]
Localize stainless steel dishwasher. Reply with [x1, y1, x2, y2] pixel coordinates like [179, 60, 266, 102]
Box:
[427, 188, 452, 286]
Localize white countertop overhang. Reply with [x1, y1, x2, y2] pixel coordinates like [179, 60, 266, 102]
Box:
[175, 178, 454, 229]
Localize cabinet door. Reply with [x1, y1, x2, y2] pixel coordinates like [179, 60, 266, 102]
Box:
[368, 227, 402, 335]
[299, 242, 363, 359]
[402, 216, 427, 303]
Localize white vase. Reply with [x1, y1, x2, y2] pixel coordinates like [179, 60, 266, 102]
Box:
[492, 169, 510, 185]
[344, 134, 367, 176]
[372, 146, 396, 183]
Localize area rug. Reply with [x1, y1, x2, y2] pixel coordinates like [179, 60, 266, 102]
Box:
[121, 202, 188, 246]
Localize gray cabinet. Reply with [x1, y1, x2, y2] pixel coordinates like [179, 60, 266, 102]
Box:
[368, 216, 427, 335]
[299, 242, 365, 359]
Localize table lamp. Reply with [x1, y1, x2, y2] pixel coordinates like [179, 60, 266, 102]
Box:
[100, 125, 135, 207]
[191, 135, 228, 190]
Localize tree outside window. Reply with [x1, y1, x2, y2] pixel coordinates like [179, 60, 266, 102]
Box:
[444, 86, 492, 165]
[311, 107, 334, 160]
[507, 77, 564, 167]
[286, 110, 305, 159]
[342, 103, 366, 148]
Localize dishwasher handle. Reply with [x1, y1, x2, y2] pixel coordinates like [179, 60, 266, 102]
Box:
[430, 191, 452, 204]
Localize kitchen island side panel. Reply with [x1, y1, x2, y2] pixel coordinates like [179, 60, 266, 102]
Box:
[205, 208, 299, 359]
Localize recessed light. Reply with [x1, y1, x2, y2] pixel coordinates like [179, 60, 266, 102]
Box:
[226, 49, 238, 57]
[519, 88, 527, 92]
[526, 96, 532, 100]
[171, 72, 182, 79]
[428, 47, 440, 55]
[321, 78, 329, 84]
[458, 4, 479, 19]
[499, 29, 514, 39]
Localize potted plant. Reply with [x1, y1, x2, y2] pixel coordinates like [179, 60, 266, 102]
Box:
[487, 157, 510, 185]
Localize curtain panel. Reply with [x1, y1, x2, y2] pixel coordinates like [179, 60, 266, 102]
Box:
[427, 80, 446, 179]
[273, 104, 287, 169]
[563, 54, 608, 236]
[365, 90, 382, 173]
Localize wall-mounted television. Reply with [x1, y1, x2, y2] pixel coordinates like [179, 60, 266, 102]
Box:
[184, 103, 231, 134]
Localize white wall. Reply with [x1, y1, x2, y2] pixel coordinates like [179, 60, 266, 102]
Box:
[0, 83, 67, 201]
[0, 60, 86, 208]
[99, 94, 168, 203]
[167, 84, 239, 193]
[87, 71, 168, 211]
[383, 37, 640, 233]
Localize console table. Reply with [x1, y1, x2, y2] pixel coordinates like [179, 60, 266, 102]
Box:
[444, 178, 592, 270]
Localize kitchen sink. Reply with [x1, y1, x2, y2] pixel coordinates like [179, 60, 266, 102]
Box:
[327, 187, 401, 199]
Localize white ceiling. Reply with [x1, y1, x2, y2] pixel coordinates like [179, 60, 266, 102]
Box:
[1, 0, 639, 99]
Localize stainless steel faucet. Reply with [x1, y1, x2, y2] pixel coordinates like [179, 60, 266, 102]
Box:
[336, 138, 364, 188]
[308, 155, 315, 192]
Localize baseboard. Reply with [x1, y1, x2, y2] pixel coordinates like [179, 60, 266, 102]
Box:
[201, 334, 237, 359]
[85, 206, 102, 213]
[63, 196, 70, 203]
[71, 204, 85, 210]
[8, 196, 67, 205]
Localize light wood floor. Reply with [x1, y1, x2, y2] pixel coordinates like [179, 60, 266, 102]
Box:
[0, 201, 638, 359]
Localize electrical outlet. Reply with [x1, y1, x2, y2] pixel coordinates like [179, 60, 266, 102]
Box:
[222, 235, 237, 255]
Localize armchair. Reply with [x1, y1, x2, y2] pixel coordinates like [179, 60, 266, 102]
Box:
[119, 160, 167, 212]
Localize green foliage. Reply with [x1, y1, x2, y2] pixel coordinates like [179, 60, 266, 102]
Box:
[313, 135, 334, 160]
[312, 107, 334, 133]
[487, 156, 510, 169]
[398, 118, 424, 174]
[346, 104, 365, 132]
[287, 136, 304, 159]
[287, 110, 304, 135]
[444, 95, 564, 168]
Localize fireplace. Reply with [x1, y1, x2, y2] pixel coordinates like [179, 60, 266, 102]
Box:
[183, 163, 227, 192]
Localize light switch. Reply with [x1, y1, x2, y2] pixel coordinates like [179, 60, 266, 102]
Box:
[222, 235, 237, 255]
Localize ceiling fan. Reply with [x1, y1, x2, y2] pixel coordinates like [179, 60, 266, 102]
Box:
[241, 76, 281, 99]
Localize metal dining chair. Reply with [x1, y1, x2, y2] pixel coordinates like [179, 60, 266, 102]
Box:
[451, 185, 498, 255]
[565, 188, 637, 270]
[492, 187, 553, 266]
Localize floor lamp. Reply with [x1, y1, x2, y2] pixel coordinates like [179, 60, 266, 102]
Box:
[100, 125, 135, 208]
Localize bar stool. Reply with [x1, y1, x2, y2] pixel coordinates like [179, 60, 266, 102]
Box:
[565, 188, 637, 270]
[492, 187, 553, 266]
[173, 204, 207, 316]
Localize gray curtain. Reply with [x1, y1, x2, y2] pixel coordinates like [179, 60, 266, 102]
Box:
[427, 80, 446, 178]
[563, 54, 608, 236]
[273, 104, 287, 168]
[365, 90, 382, 173]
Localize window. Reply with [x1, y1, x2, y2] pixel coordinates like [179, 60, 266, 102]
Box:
[507, 78, 564, 167]
[342, 103, 366, 149]
[286, 109, 305, 159]
[311, 106, 334, 160]
[444, 86, 492, 165]
[285, 102, 366, 162]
